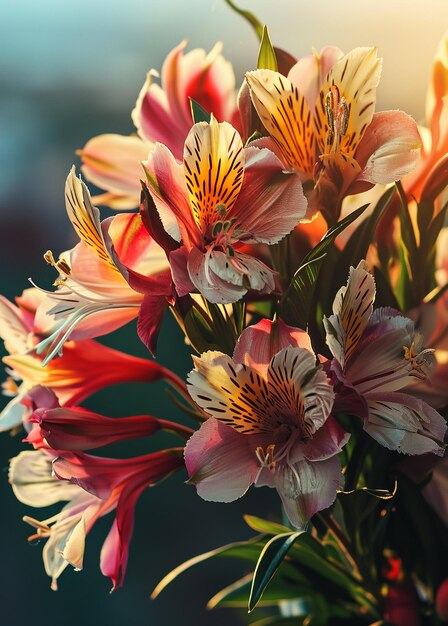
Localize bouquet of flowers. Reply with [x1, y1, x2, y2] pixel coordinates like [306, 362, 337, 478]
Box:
[2, 3, 448, 624]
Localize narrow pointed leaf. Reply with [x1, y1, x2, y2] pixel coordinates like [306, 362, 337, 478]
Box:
[244, 514, 291, 535]
[249, 531, 305, 612]
[190, 98, 211, 124]
[151, 536, 265, 599]
[257, 25, 278, 71]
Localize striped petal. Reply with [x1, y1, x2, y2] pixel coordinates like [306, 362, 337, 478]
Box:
[324, 261, 375, 368]
[187, 351, 276, 434]
[183, 117, 244, 231]
[315, 47, 382, 159]
[65, 167, 118, 273]
[246, 69, 316, 177]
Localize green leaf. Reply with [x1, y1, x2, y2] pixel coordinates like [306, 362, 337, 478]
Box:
[279, 204, 368, 327]
[183, 306, 217, 353]
[151, 536, 266, 599]
[190, 98, 211, 124]
[249, 531, 305, 611]
[244, 515, 291, 535]
[208, 571, 311, 608]
[257, 25, 278, 71]
[223, 0, 263, 39]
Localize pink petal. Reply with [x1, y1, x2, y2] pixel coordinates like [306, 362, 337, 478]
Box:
[301, 416, 350, 462]
[228, 146, 307, 244]
[144, 143, 200, 247]
[365, 391, 446, 456]
[258, 456, 344, 527]
[170, 246, 196, 297]
[186, 246, 247, 304]
[136, 293, 168, 356]
[287, 46, 343, 111]
[184, 417, 261, 503]
[356, 111, 421, 185]
[233, 318, 313, 374]
[79, 133, 150, 208]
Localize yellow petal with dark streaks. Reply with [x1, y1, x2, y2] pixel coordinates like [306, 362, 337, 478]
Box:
[65, 167, 118, 272]
[188, 351, 276, 434]
[246, 69, 316, 177]
[183, 117, 244, 232]
[315, 47, 382, 159]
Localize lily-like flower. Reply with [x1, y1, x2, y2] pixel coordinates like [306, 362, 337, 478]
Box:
[10, 447, 183, 590]
[144, 116, 307, 304]
[324, 261, 446, 455]
[0, 289, 174, 432]
[25, 385, 192, 451]
[35, 167, 171, 363]
[184, 318, 348, 528]
[52, 448, 184, 590]
[79, 41, 240, 208]
[246, 46, 421, 222]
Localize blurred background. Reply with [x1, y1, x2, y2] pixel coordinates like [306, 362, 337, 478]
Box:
[0, 1, 446, 624]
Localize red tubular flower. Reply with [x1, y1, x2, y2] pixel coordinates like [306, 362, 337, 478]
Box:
[52, 449, 184, 590]
[25, 385, 192, 451]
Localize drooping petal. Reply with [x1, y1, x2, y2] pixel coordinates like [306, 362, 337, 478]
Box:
[227, 146, 308, 243]
[183, 118, 244, 231]
[364, 392, 446, 456]
[78, 134, 151, 209]
[315, 47, 382, 158]
[9, 450, 79, 506]
[136, 293, 169, 356]
[207, 250, 276, 294]
[324, 261, 375, 368]
[258, 456, 344, 528]
[233, 318, 313, 375]
[246, 69, 316, 177]
[355, 111, 421, 185]
[184, 417, 261, 502]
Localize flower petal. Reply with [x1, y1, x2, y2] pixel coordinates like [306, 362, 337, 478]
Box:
[315, 47, 382, 158]
[364, 392, 446, 456]
[79, 133, 150, 208]
[324, 261, 375, 368]
[228, 146, 307, 243]
[233, 318, 313, 374]
[183, 118, 244, 231]
[246, 69, 315, 176]
[287, 46, 343, 111]
[356, 111, 421, 185]
[184, 417, 260, 502]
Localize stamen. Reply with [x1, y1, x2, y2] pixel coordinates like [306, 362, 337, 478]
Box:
[325, 86, 349, 153]
[44, 250, 71, 278]
[403, 343, 434, 381]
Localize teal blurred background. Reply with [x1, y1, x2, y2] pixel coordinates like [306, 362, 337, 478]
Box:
[0, 1, 446, 624]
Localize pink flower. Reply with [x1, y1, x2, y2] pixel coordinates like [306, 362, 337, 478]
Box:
[246, 47, 421, 223]
[324, 261, 446, 455]
[79, 41, 240, 208]
[0, 289, 173, 432]
[10, 447, 183, 590]
[144, 116, 307, 303]
[184, 319, 348, 528]
[34, 168, 171, 363]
